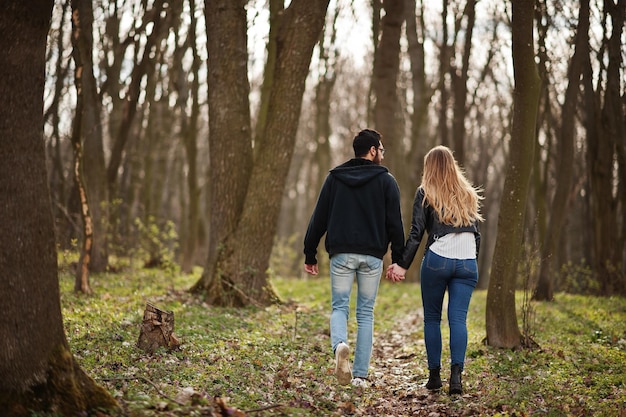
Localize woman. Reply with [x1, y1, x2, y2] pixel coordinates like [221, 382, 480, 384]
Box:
[387, 145, 483, 395]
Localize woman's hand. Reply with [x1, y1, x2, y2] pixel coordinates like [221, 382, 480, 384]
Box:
[386, 263, 406, 282]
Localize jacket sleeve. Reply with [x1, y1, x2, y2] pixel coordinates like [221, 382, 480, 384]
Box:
[303, 176, 331, 265]
[397, 188, 427, 269]
[386, 175, 405, 264]
[475, 221, 481, 258]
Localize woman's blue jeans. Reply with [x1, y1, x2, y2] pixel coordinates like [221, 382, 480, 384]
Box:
[330, 253, 383, 378]
[420, 250, 478, 371]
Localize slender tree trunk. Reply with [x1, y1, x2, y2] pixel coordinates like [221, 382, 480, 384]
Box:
[45, 2, 71, 246]
[70, 0, 94, 294]
[403, 0, 433, 282]
[106, 0, 167, 201]
[75, 0, 109, 272]
[450, 0, 476, 166]
[584, 0, 625, 295]
[438, 0, 450, 148]
[486, 0, 541, 348]
[600, 0, 625, 294]
[0, 2, 118, 413]
[534, 0, 589, 301]
[180, 0, 202, 273]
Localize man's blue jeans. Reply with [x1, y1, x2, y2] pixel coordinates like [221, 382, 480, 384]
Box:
[330, 253, 383, 378]
[420, 249, 478, 371]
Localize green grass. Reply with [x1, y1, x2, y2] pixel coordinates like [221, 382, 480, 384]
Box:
[59, 266, 626, 416]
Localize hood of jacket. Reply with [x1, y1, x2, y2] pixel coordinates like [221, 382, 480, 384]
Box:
[329, 158, 389, 187]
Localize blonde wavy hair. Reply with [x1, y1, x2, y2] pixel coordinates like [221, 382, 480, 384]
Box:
[420, 145, 484, 227]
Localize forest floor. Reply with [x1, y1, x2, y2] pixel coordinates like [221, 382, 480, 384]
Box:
[58, 259, 626, 416]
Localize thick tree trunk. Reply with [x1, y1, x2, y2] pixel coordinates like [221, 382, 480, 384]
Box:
[486, 0, 541, 348]
[535, 0, 589, 301]
[191, 0, 255, 304]
[0, 2, 118, 413]
[193, 0, 329, 307]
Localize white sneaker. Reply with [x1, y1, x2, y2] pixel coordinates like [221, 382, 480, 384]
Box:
[351, 377, 369, 388]
[335, 342, 352, 385]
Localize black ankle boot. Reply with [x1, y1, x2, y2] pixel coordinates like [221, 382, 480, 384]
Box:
[425, 367, 442, 390]
[449, 364, 462, 395]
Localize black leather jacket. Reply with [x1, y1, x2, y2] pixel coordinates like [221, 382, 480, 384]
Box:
[397, 187, 480, 269]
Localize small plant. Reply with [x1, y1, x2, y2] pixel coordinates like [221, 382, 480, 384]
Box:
[133, 216, 179, 272]
[559, 259, 600, 295]
[520, 243, 539, 348]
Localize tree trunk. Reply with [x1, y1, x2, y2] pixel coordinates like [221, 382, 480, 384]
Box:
[0, 2, 118, 413]
[372, 0, 404, 172]
[45, 2, 72, 248]
[403, 0, 433, 282]
[534, 0, 589, 301]
[599, 0, 625, 294]
[486, 0, 541, 348]
[584, 0, 625, 295]
[193, 0, 329, 307]
[450, 0, 476, 166]
[70, 0, 95, 294]
[438, 0, 450, 148]
[179, 0, 202, 273]
[74, 0, 109, 272]
[190, 0, 255, 304]
[106, 0, 168, 201]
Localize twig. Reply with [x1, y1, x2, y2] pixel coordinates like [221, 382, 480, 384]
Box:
[293, 309, 298, 342]
[245, 404, 284, 413]
[100, 376, 186, 406]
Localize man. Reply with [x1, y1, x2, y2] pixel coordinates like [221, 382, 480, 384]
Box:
[303, 129, 404, 388]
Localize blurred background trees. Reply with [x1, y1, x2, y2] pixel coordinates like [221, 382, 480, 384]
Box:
[43, 0, 625, 299]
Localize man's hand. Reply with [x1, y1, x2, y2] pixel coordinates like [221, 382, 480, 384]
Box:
[304, 264, 319, 275]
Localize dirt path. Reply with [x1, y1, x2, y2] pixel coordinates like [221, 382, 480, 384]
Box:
[349, 311, 487, 416]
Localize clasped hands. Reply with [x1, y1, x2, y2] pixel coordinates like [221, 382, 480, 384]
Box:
[386, 263, 406, 283]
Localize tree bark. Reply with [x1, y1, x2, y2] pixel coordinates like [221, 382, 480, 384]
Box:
[0, 2, 118, 413]
[486, 0, 541, 348]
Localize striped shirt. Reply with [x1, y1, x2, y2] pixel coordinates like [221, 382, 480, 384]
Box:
[429, 232, 476, 260]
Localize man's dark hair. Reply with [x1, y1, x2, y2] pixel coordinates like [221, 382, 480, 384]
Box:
[353, 129, 381, 157]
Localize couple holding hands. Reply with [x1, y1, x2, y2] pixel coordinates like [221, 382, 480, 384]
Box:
[304, 129, 482, 395]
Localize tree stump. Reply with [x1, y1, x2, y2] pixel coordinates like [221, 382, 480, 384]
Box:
[137, 302, 180, 353]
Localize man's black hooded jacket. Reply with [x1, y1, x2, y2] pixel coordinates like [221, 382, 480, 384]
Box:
[304, 158, 405, 265]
